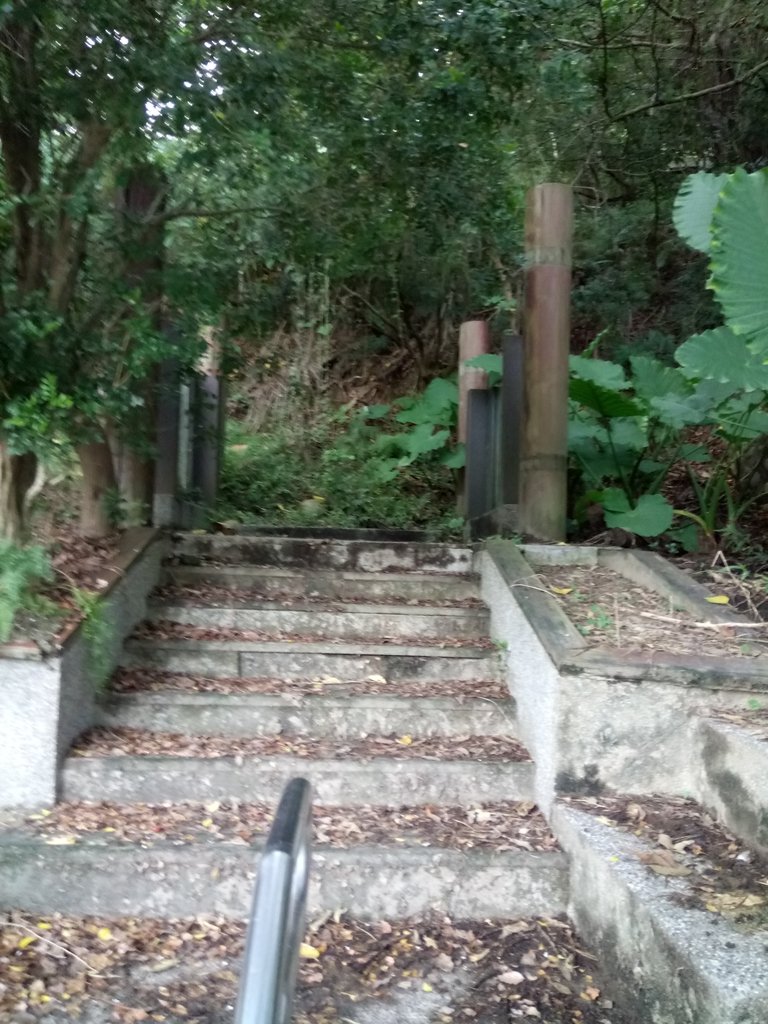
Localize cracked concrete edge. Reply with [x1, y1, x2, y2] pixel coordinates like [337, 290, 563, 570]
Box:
[481, 539, 587, 665]
[695, 716, 768, 854]
[171, 534, 475, 575]
[0, 839, 568, 920]
[551, 803, 768, 1024]
[60, 755, 535, 806]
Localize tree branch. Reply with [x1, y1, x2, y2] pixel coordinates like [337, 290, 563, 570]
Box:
[609, 56, 768, 122]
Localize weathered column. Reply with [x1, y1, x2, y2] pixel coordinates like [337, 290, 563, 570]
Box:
[458, 320, 490, 516]
[191, 327, 224, 527]
[519, 184, 572, 541]
[458, 320, 490, 446]
[500, 331, 524, 505]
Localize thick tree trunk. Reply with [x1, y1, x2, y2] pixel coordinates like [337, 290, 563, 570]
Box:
[0, 443, 37, 543]
[77, 442, 117, 538]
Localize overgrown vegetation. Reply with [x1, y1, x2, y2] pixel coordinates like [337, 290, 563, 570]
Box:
[2, 2, 767, 544]
[0, 540, 52, 642]
[218, 377, 465, 536]
[569, 167, 768, 550]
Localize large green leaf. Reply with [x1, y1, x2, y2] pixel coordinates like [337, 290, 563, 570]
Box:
[569, 378, 644, 418]
[672, 171, 728, 252]
[630, 355, 689, 403]
[675, 326, 768, 390]
[649, 394, 709, 430]
[570, 355, 627, 390]
[601, 489, 674, 537]
[709, 168, 768, 350]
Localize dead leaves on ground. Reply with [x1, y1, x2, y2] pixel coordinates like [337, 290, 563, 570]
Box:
[72, 727, 531, 764]
[18, 799, 558, 854]
[569, 794, 768, 927]
[133, 619, 494, 649]
[111, 668, 509, 701]
[0, 912, 627, 1024]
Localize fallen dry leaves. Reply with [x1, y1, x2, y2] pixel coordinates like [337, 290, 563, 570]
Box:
[535, 564, 764, 660]
[0, 912, 629, 1024]
[13, 799, 557, 853]
[72, 728, 531, 764]
[111, 668, 510, 701]
[132, 619, 495, 649]
[567, 794, 768, 927]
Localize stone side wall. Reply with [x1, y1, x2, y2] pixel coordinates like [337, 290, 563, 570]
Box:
[0, 530, 169, 808]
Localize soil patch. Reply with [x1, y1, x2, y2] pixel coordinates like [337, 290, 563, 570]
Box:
[5, 530, 123, 649]
[110, 668, 509, 700]
[71, 728, 531, 763]
[533, 564, 766, 658]
[0, 911, 628, 1024]
[133, 620, 494, 649]
[2, 799, 555, 853]
[566, 794, 768, 930]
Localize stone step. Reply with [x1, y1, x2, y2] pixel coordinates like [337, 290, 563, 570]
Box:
[97, 690, 516, 739]
[0, 800, 564, 920]
[122, 637, 501, 682]
[62, 734, 534, 805]
[148, 600, 490, 641]
[162, 564, 482, 603]
[694, 712, 768, 854]
[171, 533, 474, 574]
[0, 837, 566, 921]
[553, 801, 768, 1024]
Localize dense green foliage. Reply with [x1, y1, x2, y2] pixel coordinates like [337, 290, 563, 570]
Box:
[2, 1, 767, 537]
[0, 541, 52, 641]
[569, 167, 768, 547]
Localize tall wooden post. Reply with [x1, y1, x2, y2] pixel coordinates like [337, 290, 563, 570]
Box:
[191, 327, 224, 527]
[458, 320, 490, 515]
[519, 184, 572, 542]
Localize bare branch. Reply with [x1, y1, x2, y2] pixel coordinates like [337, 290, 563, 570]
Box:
[609, 56, 768, 122]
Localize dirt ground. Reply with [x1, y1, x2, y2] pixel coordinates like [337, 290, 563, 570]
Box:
[533, 564, 767, 659]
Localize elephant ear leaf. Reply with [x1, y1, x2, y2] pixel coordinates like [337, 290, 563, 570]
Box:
[709, 168, 768, 353]
[673, 171, 728, 253]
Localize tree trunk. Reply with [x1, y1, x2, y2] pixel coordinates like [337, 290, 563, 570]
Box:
[77, 442, 116, 538]
[0, 443, 37, 543]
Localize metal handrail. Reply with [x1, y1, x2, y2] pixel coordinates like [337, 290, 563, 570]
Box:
[234, 778, 313, 1024]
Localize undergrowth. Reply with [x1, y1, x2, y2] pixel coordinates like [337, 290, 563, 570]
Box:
[217, 410, 463, 538]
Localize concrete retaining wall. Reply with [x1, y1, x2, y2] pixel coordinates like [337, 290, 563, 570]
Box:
[0, 529, 168, 808]
[478, 540, 768, 806]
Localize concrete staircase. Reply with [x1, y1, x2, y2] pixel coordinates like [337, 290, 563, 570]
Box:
[0, 534, 567, 919]
[3, 532, 767, 1023]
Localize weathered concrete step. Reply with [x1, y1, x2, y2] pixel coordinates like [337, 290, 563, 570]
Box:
[162, 564, 482, 603]
[553, 803, 768, 1024]
[171, 533, 474, 574]
[122, 638, 501, 682]
[694, 714, 768, 854]
[148, 601, 490, 641]
[0, 835, 566, 920]
[97, 691, 516, 738]
[62, 754, 534, 805]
